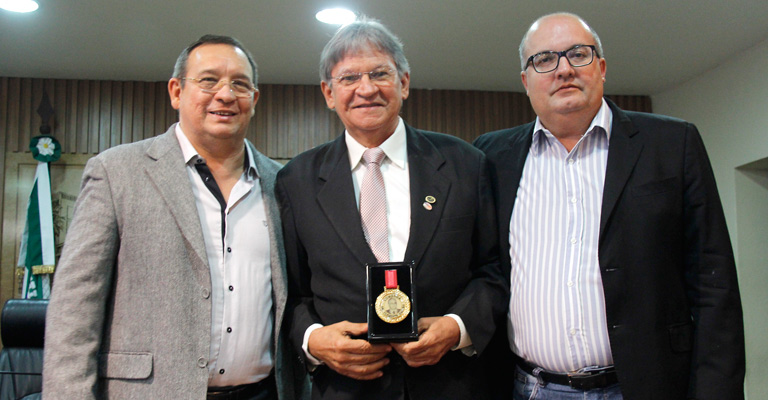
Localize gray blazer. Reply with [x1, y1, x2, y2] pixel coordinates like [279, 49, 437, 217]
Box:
[42, 125, 305, 399]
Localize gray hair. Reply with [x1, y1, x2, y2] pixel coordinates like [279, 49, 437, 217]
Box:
[518, 12, 604, 71]
[173, 34, 258, 87]
[319, 17, 410, 85]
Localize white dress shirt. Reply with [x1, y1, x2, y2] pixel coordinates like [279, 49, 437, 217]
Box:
[176, 126, 274, 386]
[508, 99, 614, 372]
[303, 118, 471, 365]
[347, 118, 411, 261]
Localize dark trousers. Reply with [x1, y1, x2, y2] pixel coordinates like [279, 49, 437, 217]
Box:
[207, 374, 277, 400]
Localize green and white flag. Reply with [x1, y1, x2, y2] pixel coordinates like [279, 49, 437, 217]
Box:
[18, 136, 61, 299]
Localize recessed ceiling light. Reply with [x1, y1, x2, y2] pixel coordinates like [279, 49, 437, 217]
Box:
[0, 0, 38, 13]
[315, 8, 356, 25]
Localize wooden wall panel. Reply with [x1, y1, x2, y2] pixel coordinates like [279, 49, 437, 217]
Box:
[2, 77, 652, 159]
[0, 78, 7, 152]
[247, 84, 342, 161]
[0, 79, 179, 155]
[53, 80, 67, 149]
[0, 78, 6, 256]
[121, 82, 134, 145]
[66, 81, 78, 153]
[109, 82, 122, 148]
[6, 79, 20, 152]
[401, 89, 539, 143]
[19, 80, 32, 152]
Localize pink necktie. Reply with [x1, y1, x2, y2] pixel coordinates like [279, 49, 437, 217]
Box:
[360, 147, 389, 262]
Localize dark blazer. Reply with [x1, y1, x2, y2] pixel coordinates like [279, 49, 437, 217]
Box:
[276, 125, 508, 400]
[473, 99, 745, 400]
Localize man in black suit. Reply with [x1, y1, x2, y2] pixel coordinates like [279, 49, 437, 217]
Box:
[276, 18, 507, 400]
[473, 12, 745, 400]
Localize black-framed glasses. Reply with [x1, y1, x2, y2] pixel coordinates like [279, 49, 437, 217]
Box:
[181, 77, 257, 98]
[332, 68, 396, 87]
[525, 45, 599, 73]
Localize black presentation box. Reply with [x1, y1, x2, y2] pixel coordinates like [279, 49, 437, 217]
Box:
[365, 261, 419, 343]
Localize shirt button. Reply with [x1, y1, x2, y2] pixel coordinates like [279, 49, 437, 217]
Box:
[219, 369, 225, 374]
[227, 327, 232, 333]
[227, 247, 232, 253]
[197, 357, 208, 368]
[571, 197, 577, 203]
[568, 159, 575, 164]
[567, 281, 574, 287]
[229, 285, 234, 291]
[201, 288, 210, 299]
[570, 238, 577, 244]
[570, 329, 577, 336]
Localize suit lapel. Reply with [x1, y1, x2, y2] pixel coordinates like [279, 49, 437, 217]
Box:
[496, 124, 534, 234]
[250, 143, 284, 284]
[403, 127, 451, 266]
[144, 126, 210, 285]
[316, 135, 376, 265]
[599, 100, 643, 236]
[249, 141, 287, 349]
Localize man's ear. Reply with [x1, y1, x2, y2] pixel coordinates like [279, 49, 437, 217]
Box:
[168, 78, 182, 110]
[250, 90, 260, 117]
[400, 71, 410, 100]
[320, 81, 335, 109]
[521, 70, 529, 96]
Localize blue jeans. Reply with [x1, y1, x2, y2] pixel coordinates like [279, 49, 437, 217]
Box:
[513, 365, 623, 400]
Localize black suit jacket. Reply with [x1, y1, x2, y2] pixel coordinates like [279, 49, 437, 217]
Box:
[276, 125, 507, 400]
[473, 99, 745, 400]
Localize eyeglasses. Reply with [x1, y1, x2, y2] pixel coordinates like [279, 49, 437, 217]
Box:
[332, 68, 396, 87]
[525, 45, 599, 73]
[181, 77, 257, 98]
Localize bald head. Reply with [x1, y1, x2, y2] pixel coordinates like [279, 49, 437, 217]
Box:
[519, 13, 603, 70]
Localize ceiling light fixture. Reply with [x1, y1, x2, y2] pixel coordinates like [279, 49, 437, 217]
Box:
[315, 8, 356, 25]
[0, 0, 39, 13]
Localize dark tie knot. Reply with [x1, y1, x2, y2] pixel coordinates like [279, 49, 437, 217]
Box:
[363, 147, 386, 166]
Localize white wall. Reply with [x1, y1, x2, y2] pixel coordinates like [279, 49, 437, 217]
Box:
[653, 37, 768, 399]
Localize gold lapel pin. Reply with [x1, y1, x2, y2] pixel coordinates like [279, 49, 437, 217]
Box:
[425, 196, 436, 204]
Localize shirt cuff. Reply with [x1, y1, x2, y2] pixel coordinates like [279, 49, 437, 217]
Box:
[302, 323, 325, 366]
[445, 313, 473, 353]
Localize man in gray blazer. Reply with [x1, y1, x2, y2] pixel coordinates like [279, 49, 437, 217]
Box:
[43, 35, 305, 399]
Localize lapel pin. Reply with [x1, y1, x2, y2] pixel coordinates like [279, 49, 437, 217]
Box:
[422, 202, 433, 211]
[425, 196, 436, 204]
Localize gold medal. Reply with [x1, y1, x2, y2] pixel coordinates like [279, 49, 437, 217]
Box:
[375, 269, 411, 323]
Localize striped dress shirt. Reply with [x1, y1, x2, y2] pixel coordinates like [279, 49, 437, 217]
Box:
[508, 99, 614, 372]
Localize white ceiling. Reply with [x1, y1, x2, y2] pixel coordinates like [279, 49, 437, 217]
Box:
[2, 0, 768, 95]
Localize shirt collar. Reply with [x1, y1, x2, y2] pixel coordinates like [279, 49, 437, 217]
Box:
[345, 117, 407, 170]
[531, 98, 613, 154]
[175, 123, 259, 180]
